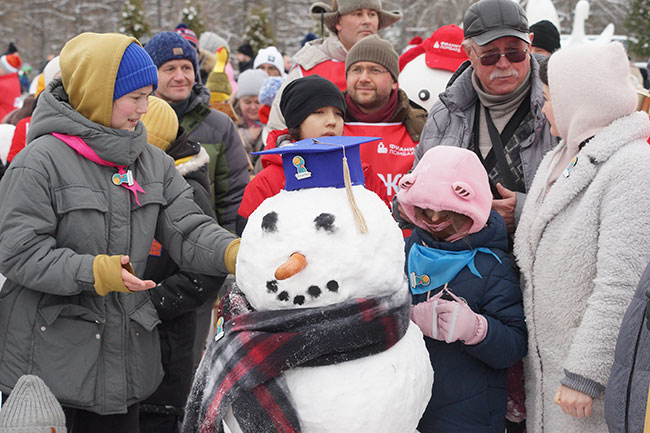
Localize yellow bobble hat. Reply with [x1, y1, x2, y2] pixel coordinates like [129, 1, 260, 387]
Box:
[141, 96, 179, 151]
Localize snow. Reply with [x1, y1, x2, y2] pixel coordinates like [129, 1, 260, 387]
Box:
[226, 184, 433, 432]
[237, 185, 406, 311]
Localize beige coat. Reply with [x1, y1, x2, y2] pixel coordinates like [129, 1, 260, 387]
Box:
[514, 112, 650, 432]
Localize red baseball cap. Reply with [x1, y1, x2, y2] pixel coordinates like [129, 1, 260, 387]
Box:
[424, 25, 468, 72]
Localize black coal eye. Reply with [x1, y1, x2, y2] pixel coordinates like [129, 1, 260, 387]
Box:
[314, 213, 336, 233]
[418, 89, 430, 101]
[266, 280, 278, 293]
[262, 211, 278, 232]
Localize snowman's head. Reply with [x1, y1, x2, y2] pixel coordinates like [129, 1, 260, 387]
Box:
[237, 184, 406, 311]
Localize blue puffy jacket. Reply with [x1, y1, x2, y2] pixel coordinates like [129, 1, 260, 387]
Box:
[406, 211, 527, 433]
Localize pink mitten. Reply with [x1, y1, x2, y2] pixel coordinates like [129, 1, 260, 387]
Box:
[435, 299, 488, 345]
[410, 292, 444, 340]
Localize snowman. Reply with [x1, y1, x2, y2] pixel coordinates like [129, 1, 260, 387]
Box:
[399, 25, 468, 112]
[183, 136, 433, 433]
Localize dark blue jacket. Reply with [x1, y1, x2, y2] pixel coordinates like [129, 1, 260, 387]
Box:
[405, 211, 527, 433]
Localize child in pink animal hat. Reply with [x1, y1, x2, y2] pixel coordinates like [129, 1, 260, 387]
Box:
[397, 145, 526, 433]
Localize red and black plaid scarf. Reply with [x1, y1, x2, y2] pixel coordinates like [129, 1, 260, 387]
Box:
[182, 287, 410, 433]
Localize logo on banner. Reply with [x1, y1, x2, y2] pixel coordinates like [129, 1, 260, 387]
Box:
[378, 173, 403, 197]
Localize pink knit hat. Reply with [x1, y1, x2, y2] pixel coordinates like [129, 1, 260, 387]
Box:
[397, 146, 491, 238]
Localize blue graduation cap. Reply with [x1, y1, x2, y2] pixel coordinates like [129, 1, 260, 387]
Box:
[253, 136, 380, 191]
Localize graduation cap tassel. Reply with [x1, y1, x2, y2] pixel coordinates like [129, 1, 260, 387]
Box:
[342, 155, 368, 234]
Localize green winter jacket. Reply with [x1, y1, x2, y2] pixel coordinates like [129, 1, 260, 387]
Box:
[179, 84, 249, 234]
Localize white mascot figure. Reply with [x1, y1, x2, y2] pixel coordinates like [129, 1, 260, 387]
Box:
[399, 25, 468, 112]
[183, 136, 433, 433]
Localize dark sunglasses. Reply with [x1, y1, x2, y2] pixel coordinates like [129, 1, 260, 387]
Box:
[472, 46, 529, 66]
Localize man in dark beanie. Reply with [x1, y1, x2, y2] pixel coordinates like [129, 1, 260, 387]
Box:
[530, 20, 561, 56]
[266, 0, 403, 132]
[342, 35, 426, 201]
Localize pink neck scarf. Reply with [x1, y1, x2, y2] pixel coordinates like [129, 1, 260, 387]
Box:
[52, 132, 146, 206]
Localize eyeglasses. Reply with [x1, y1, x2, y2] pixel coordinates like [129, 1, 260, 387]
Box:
[348, 65, 389, 76]
[471, 46, 529, 66]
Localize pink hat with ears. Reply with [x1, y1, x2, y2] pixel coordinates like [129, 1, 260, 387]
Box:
[397, 146, 492, 236]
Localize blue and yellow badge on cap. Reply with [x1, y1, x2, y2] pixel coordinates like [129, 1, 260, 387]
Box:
[254, 136, 379, 191]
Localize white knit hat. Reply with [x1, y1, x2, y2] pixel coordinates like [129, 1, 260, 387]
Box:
[0, 375, 67, 433]
[236, 69, 268, 99]
[253, 46, 285, 77]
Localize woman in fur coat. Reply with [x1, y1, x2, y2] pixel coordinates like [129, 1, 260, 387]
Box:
[514, 42, 650, 433]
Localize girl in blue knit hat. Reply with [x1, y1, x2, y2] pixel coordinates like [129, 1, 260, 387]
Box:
[0, 32, 240, 433]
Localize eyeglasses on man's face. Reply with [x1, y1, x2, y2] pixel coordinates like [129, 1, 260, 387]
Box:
[471, 45, 529, 66]
[348, 65, 390, 76]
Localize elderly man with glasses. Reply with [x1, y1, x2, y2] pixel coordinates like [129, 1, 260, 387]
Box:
[411, 0, 557, 234]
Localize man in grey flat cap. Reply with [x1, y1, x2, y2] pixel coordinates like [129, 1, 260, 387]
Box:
[412, 0, 557, 234]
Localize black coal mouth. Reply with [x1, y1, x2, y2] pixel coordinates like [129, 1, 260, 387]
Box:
[266, 279, 340, 305]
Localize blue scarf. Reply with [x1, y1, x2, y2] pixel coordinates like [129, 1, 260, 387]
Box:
[407, 243, 501, 295]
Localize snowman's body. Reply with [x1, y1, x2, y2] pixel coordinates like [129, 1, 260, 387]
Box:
[226, 185, 433, 433]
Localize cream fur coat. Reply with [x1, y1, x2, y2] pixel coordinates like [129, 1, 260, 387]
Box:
[514, 111, 650, 433]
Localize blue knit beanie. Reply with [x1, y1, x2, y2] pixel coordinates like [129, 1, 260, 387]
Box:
[114, 43, 159, 100]
[145, 31, 198, 76]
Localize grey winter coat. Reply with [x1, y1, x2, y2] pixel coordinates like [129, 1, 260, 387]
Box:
[415, 55, 556, 220]
[606, 261, 650, 433]
[514, 112, 650, 433]
[0, 81, 236, 415]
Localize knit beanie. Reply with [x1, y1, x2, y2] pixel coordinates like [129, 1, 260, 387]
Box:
[0, 375, 67, 433]
[141, 96, 179, 151]
[236, 43, 254, 59]
[145, 31, 198, 75]
[259, 76, 284, 106]
[530, 20, 561, 54]
[397, 146, 491, 238]
[199, 31, 229, 54]
[301, 32, 318, 47]
[113, 43, 159, 100]
[0, 53, 22, 74]
[174, 23, 199, 49]
[253, 46, 285, 77]
[280, 75, 345, 130]
[236, 69, 268, 98]
[345, 35, 399, 81]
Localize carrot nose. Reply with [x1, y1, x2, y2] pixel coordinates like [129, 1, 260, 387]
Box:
[274, 252, 307, 280]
